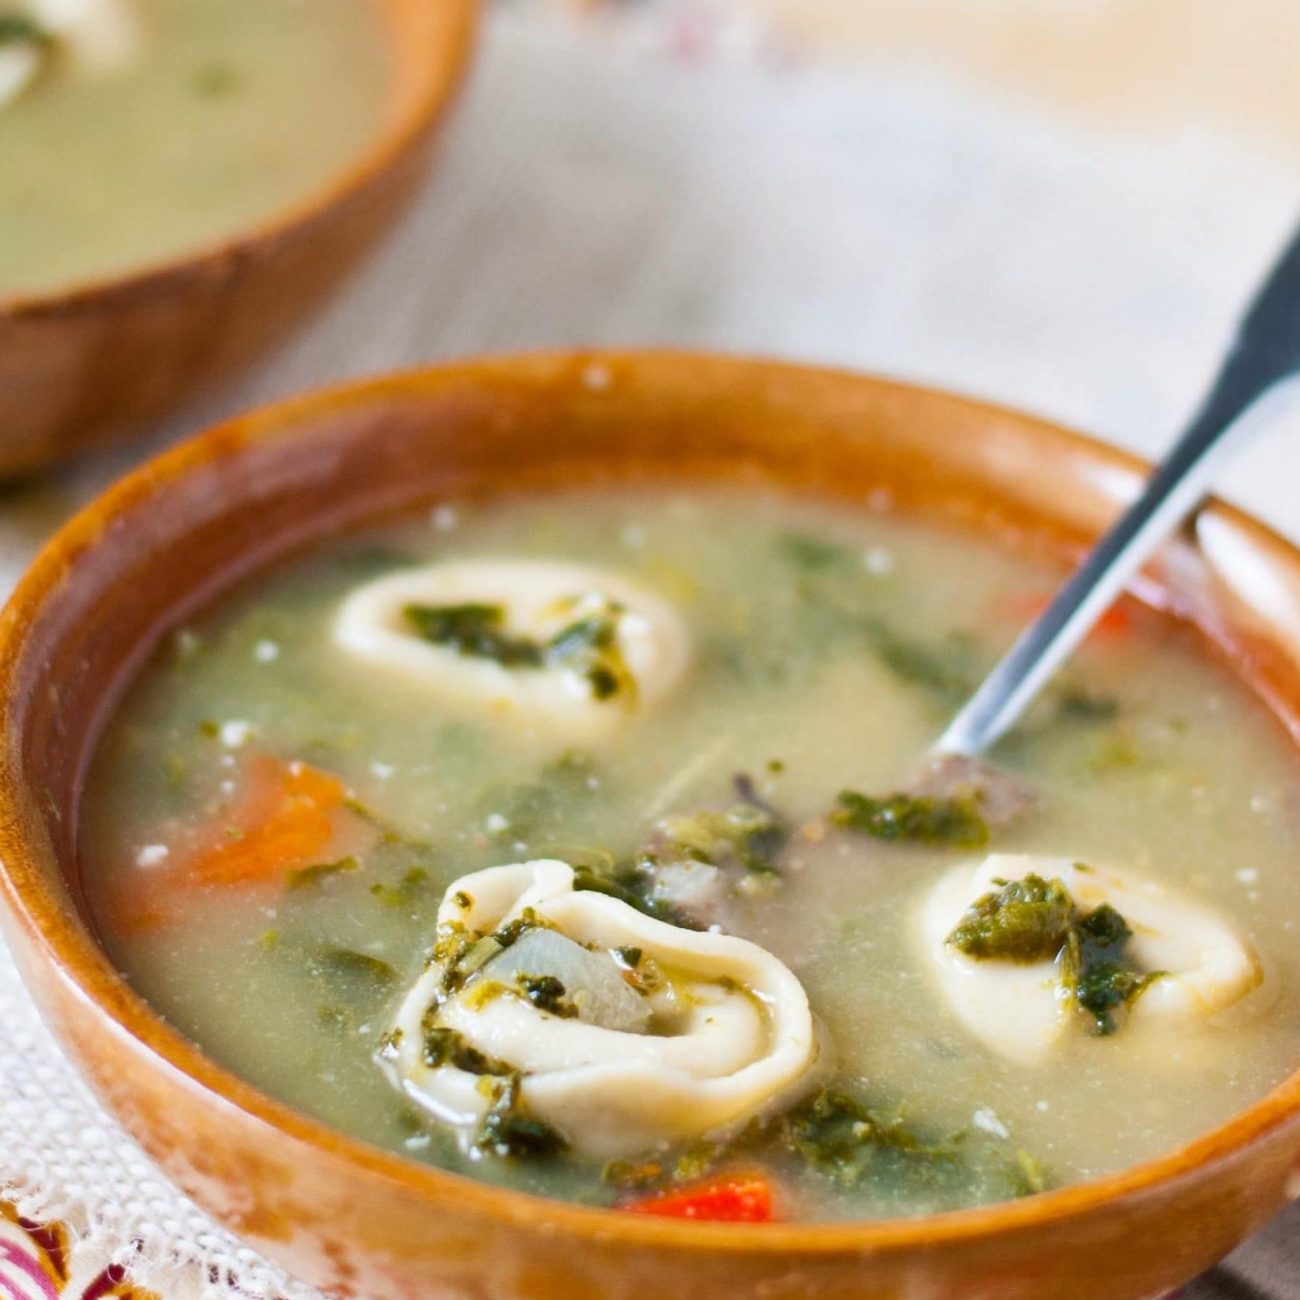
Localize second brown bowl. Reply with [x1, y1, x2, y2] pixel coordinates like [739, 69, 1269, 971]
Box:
[0, 0, 478, 478]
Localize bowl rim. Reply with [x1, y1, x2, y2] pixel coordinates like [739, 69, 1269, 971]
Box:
[0, 0, 480, 317]
[2, 350, 1299, 1257]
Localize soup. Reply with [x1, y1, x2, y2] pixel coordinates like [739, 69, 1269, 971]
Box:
[0, 0, 388, 296]
[80, 485, 1300, 1223]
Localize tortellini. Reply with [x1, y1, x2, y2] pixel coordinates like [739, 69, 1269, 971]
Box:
[334, 560, 691, 742]
[381, 860, 825, 1159]
[1, 0, 140, 107]
[920, 853, 1264, 1066]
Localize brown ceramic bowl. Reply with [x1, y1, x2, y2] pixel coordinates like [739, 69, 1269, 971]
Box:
[0, 0, 478, 479]
[1, 353, 1299, 1300]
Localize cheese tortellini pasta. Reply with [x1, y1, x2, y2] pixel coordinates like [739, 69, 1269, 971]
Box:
[920, 853, 1265, 1066]
[334, 560, 691, 742]
[381, 859, 826, 1159]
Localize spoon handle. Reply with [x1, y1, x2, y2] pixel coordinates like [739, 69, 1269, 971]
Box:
[934, 223, 1300, 759]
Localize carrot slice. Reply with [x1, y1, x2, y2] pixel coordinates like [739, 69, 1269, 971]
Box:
[106, 755, 356, 934]
[994, 591, 1132, 641]
[189, 756, 345, 887]
[623, 1173, 776, 1222]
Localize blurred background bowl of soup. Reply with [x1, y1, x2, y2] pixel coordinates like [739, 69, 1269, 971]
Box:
[1, 353, 1299, 1300]
[0, 0, 478, 478]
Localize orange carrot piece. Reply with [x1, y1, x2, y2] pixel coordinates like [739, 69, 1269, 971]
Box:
[994, 591, 1132, 641]
[623, 1173, 776, 1222]
[189, 757, 345, 887]
[107, 756, 354, 933]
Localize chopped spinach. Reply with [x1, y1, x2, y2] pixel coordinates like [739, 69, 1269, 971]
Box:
[831, 789, 989, 849]
[310, 946, 398, 995]
[657, 799, 787, 875]
[948, 873, 1161, 1035]
[545, 608, 631, 700]
[420, 1023, 511, 1076]
[947, 874, 1073, 962]
[370, 866, 434, 907]
[778, 1088, 961, 1187]
[571, 859, 692, 927]
[286, 856, 359, 891]
[430, 908, 550, 1002]
[603, 1142, 727, 1192]
[516, 973, 578, 1018]
[865, 624, 980, 704]
[476, 1073, 568, 1159]
[1064, 901, 1162, 1035]
[646, 772, 789, 878]
[404, 599, 632, 700]
[404, 603, 543, 667]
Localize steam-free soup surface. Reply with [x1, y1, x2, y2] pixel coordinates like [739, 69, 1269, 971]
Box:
[81, 487, 1300, 1220]
[0, 0, 388, 295]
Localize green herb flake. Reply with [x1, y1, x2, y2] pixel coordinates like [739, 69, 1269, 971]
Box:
[403, 603, 543, 667]
[404, 598, 632, 702]
[311, 947, 398, 995]
[543, 601, 633, 702]
[654, 774, 789, 875]
[370, 866, 432, 908]
[1011, 1148, 1049, 1197]
[516, 973, 578, 1018]
[948, 873, 1163, 1035]
[603, 1141, 725, 1192]
[947, 874, 1074, 962]
[420, 1023, 511, 1076]
[866, 625, 979, 704]
[1063, 901, 1164, 1036]
[476, 1073, 568, 1159]
[286, 856, 360, 891]
[831, 789, 989, 849]
[780, 1088, 959, 1187]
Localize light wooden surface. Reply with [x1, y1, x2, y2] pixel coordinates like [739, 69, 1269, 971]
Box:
[751, 0, 1300, 155]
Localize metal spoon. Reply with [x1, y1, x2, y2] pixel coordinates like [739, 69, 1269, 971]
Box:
[932, 220, 1300, 768]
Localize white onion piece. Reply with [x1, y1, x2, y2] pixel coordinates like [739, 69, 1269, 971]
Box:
[334, 560, 691, 743]
[920, 853, 1264, 1067]
[383, 860, 825, 1159]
